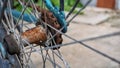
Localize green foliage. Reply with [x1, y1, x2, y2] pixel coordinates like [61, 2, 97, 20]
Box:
[51, 0, 59, 6]
[51, 0, 83, 14]
[64, 0, 84, 15]
[65, 0, 83, 7]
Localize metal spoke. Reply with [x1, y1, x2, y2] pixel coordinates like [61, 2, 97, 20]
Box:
[0, 0, 8, 23]
[40, 45, 46, 68]
[49, 32, 70, 68]
[15, 0, 32, 28]
[22, 39, 62, 68]
[4, 11, 12, 29]
[8, 0, 15, 30]
[67, 0, 92, 25]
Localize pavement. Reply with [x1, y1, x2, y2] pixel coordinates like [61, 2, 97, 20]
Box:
[61, 23, 120, 68]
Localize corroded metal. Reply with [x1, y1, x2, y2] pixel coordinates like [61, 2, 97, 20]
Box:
[36, 7, 63, 49]
[22, 25, 47, 44]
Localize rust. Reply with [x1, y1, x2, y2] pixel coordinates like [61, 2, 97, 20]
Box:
[22, 25, 47, 44]
[36, 7, 63, 49]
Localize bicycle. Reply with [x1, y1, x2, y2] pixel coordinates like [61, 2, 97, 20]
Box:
[0, 0, 120, 68]
[0, 0, 86, 67]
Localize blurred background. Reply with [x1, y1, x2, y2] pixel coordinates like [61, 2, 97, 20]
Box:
[61, 0, 120, 68]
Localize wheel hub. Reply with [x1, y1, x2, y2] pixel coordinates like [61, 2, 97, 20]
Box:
[4, 34, 20, 55]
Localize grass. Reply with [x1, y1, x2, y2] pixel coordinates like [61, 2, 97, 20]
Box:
[64, 6, 84, 15]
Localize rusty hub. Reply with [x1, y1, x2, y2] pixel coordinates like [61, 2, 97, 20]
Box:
[22, 25, 47, 45]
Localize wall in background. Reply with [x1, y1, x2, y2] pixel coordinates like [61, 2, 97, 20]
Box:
[80, 0, 120, 9]
[97, 0, 115, 9]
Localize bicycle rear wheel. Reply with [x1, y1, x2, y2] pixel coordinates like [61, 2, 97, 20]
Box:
[0, 0, 70, 68]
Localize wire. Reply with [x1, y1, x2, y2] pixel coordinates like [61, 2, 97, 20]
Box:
[66, 0, 80, 19]
[0, 0, 8, 23]
[60, 0, 64, 11]
[67, 0, 92, 26]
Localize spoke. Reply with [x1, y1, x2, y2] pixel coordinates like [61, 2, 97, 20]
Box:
[21, 46, 29, 67]
[46, 50, 56, 67]
[0, 0, 8, 23]
[40, 45, 46, 68]
[67, 0, 92, 25]
[44, 32, 69, 68]
[2, 20, 10, 34]
[20, 0, 39, 22]
[15, 0, 32, 28]
[20, 42, 36, 68]
[29, 0, 39, 18]
[49, 42, 58, 68]
[15, 54, 22, 68]
[8, 0, 15, 30]
[26, 47, 32, 66]
[22, 39, 62, 68]
[4, 11, 12, 29]
[65, 0, 80, 19]
[57, 50, 70, 68]
[52, 50, 56, 68]
[49, 32, 70, 68]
